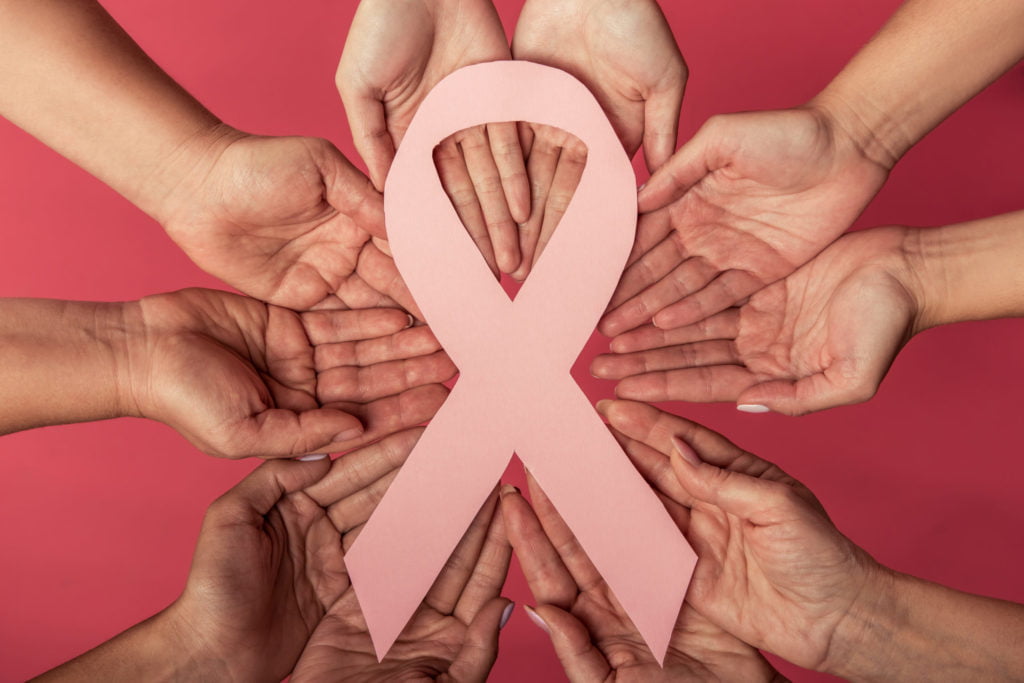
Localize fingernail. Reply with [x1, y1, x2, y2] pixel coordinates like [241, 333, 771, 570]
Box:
[524, 605, 549, 634]
[499, 602, 515, 630]
[297, 453, 329, 462]
[638, 182, 647, 191]
[595, 399, 613, 415]
[499, 483, 519, 498]
[405, 314, 415, 328]
[737, 404, 771, 414]
[333, 427, 364, 442]
[671, 436, 702, 467]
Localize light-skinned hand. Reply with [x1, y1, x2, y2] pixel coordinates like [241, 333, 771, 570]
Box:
[594, 226, 921, 415]
[600, 106, 890, 338]
[501, 479, 783, 681]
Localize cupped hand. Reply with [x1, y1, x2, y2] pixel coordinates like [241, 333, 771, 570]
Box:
[595, 226, 921, 415]
[291, 441, 512, 681]
[159, 131, 415, 314]
[339, 0, 532, 273]
[601, 399, 886, 672]
[501, 481, 783, 681]
[513, 0, 687, 171]
[125, 287, 455, 458]
[600, 106, 891, 337]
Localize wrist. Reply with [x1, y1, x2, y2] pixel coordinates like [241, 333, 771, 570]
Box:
[141, 122, 247, 226]
[807, 89, 910, 173]
[112, 299, 151, 421]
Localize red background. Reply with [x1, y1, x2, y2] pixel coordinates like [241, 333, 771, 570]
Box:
[2, 1, 1023, 680]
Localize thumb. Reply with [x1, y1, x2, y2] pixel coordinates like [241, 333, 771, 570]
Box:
[337, 89, 396, 193]
[642, 83, 685, 174]
[668, 436, 792, 527]
[737, 361, 879, 417]
[229, 407, 363, 459]
[209, 457, 332, 522]
[637, 115, 723, 213]
[525, 605, 613, 683]
[321, 146, 388, 241]
[445, 597, 512, 682]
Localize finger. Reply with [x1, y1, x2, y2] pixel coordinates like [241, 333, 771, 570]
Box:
[323, 140, 389, 240]
[487, 121, 531, 223]
[637, 116, 723, 213]
[445, 597, 513, 682]
[606, 232, 687, 312]
[355, 241, 423, 319]
[526, 605, 613, 683]
[668, 439, 800, 528]
[525, 474, 604, 595]
[600, 257, 720, 337]
[609, 426, 694, 521]
[316, 350, 457, 403]
[642, 83, 685, 173]
[209, 457, 331, 522]
[500, 485, 577, 607]
[737, 358, 879, 417]
[591, 340, 739, 380]
[625, 206, 676, 268]
[302, 307, 412, 345]
[227, 407, 364, 459]
[459, 125, 522, 274]
[435, 135, 500, 277]
[597, 399, 755, 473]
[305, 428, 421, 508]
[314, 324, 444, 370]
[517, 121, 535, 158]
[652, 269, 767, 329]
[511, 128, 560, 281]
[609, 310, 740, 354]
[454, 492, 513, 623]
[318, 382, 448, 453]
[426, 489, 500, 615]
[337, 90, 396, 192]
[532, 136, 587, 270]
[614, 365, 757, 404]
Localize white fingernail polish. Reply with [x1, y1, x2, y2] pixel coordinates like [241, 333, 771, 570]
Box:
[406, 314, 415, 328]
[297, 453, 329, 461]
[524, 605, 549, 634]
[737, 404, 770, 414]
[499, 602, 515, 630]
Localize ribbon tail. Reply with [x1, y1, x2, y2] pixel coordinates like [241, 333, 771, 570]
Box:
[517, 380, 697, 664]
[344, 379, 514, 660]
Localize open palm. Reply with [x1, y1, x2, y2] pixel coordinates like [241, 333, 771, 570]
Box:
[596, 226, 921, 415]
[128, 288, 453, 458]
[160, 133, 414, 314]
[502, 478, 782, 681]
[601, 107, 890, 337]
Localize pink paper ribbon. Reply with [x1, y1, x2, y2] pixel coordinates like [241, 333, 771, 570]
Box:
[346, 61, 696, 663]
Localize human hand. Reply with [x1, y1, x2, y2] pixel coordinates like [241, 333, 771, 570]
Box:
[291, 453, 512, 680]
[158, 131, 416, 314]
[124, 287, 454, 458]
[595, 226, 922, 415]
[501, 480, 783, 681]
[600, 399, 886, 673]
[600, 106, 891, 337]
[513, 0, 687, 172]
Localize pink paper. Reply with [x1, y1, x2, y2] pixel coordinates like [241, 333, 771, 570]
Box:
[345, 61, 697, 663]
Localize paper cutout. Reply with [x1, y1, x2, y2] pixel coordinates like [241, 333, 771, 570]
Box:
[345, 61, 697, 663]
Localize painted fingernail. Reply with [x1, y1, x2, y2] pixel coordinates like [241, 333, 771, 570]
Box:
[297, 453, 329, 462]
[595, 399, 613, 414]
[524, 605, 549, 634]
[737, 404, 770, 414]
[499, 483, 519, 497]
[334, 427, 364, 442]
[638, 182, 647, 191]
[499, 602, 515, 630]
[670, 436, 702, 467]
[406, 314, 415, 328]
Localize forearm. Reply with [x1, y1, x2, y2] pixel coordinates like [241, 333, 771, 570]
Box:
[33, 608, 223, 682]
[811, 0, 1024, 168]
[0, 0, 237, 220]
[0, 299, 139, 435]
[826, 569, 1024, 681]
[905, 210, 1024, 330]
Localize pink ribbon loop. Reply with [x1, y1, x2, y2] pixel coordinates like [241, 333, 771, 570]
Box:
[346, 61, 696, 663]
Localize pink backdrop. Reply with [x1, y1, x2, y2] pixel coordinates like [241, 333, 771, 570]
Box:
[1, 1, 1022, 680]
